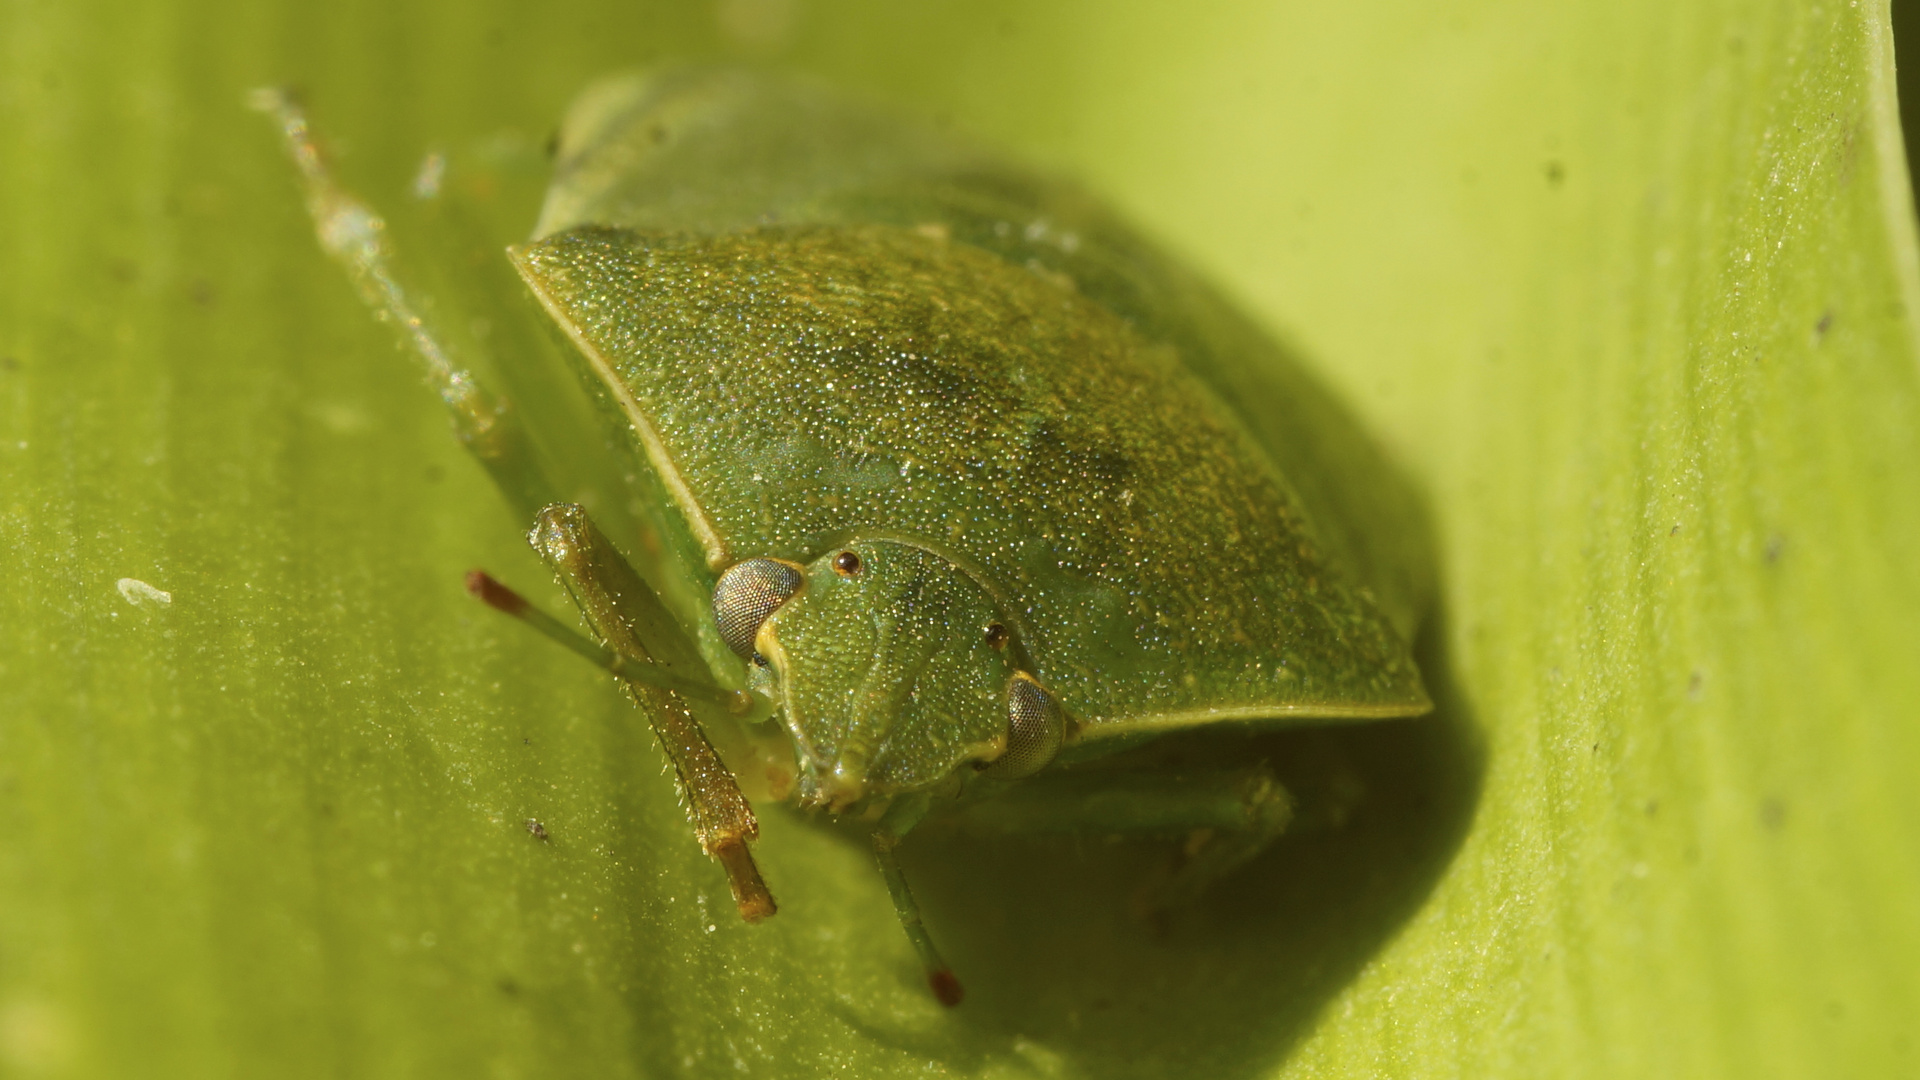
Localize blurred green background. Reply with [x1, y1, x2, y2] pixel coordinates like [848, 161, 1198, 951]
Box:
[4, 1, 1918, 1077]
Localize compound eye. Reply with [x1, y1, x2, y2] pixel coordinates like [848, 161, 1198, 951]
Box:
[979, 674, 1064, 780]
[712, 558, 804, 658]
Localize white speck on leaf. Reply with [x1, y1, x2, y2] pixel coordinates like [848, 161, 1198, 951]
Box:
[116, 578, 172, 607]
[411, 152, 446, 200]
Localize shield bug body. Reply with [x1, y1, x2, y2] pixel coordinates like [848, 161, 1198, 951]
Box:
[259, 68, 1432, 1006]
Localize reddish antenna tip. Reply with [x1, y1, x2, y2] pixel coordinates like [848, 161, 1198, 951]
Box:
[465, 569, 529, 615]
[928, 969, 965, 1007]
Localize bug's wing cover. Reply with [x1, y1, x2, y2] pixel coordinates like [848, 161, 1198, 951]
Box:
[534, 69, 990, 240]
[537, 68, 1434, 651]
[512, 226, 1429, 730]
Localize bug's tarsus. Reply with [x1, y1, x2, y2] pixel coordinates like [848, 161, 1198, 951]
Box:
[713, 837, 777, 922]
[928, 968, 965, 1008]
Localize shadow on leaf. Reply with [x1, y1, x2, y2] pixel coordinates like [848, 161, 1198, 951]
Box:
[877, 610, 1482, 1079]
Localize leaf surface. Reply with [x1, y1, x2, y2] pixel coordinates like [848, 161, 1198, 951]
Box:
[1, 2, 1914, 1077]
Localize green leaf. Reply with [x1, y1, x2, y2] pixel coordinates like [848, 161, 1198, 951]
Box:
[3, 2, 1915, 1078]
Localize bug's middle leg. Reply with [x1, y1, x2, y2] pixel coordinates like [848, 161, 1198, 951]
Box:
[872, 795, 965, 1006]
[936, 764, 1295, 911]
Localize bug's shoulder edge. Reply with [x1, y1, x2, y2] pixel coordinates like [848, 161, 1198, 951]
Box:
[506, 238, 731, 570]
[1065, 697, 1434, 746]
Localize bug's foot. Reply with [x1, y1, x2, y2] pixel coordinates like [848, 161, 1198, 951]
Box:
[713, 838, 777, 922]
[928, 968, 965, 1007]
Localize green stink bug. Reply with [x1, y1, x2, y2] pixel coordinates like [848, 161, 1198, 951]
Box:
[256, 68, 1432, 1006]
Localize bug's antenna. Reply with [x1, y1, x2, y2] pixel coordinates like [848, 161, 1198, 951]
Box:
[249, 87, 549, 519]
[466, 570, 771, 722]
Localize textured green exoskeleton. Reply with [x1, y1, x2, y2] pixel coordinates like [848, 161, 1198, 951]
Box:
[258, 68, 1432, 1007]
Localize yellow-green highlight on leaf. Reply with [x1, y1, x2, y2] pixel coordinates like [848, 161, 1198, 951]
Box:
[1, 1, 1915, 1078]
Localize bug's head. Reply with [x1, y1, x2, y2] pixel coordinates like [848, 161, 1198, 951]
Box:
[712, 539, 1065, 811]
